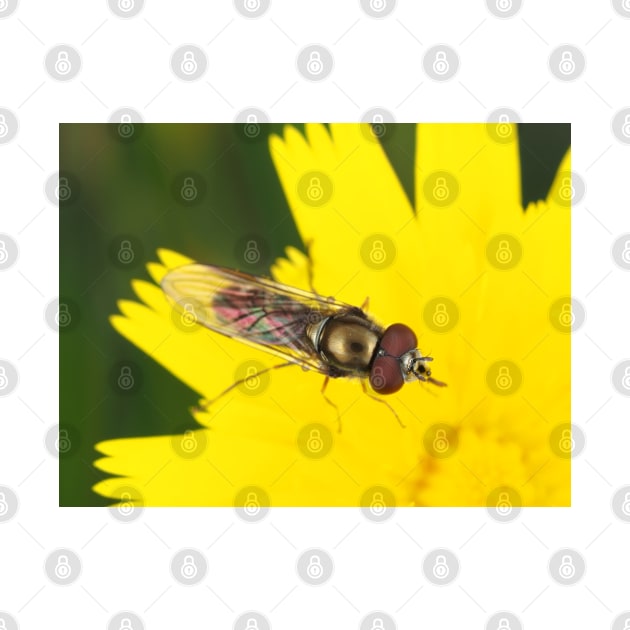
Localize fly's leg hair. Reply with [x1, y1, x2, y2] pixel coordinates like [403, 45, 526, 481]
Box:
[321, 376, 343, 433]
[194, 362, 295, 414]
[361, 381, 407, 428]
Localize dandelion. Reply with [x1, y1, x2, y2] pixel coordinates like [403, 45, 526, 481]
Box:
[94, 123, 570, 507]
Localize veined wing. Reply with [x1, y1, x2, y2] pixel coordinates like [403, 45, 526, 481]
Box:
[161, 264, 359, 372]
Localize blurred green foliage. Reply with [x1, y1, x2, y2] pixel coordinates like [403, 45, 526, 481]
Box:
[60, 123, 569, 506]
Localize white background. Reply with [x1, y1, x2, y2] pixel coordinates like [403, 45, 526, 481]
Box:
[1, 0, 629, 628]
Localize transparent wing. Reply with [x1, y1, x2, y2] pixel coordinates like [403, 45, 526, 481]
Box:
[161, 263, 360, 373]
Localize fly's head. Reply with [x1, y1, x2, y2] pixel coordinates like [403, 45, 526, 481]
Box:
[369, 324, 447, 394]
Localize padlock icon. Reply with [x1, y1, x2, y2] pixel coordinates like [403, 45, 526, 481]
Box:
[432, 303, 450, 327]
[54, 554, 72, 579]
[559, 428, 574, 454]
[244, 0, 261, 11]
[558, 554, 575, 579]
[0, 492, 8, 516]
[0, 114, 8, 138]
[306, 554, 323, 578]
[432, 429, 449, 453]
[0, 241, 8, 265]
[623, 619, 630, 630]
[496, 113, 511, 138]
[496, 366, 512, 390]
[118, 491, 134, 516]
[559, 302, 574, 328]
[56, 176, 71, 201]
[245, 619, 260, 630]
[307, 51, 323, 75]
[54, 50, 72, 75]
[306, 176, 324, 202]
[496, 491, 512, 516]
[117, 240, 134, 264]
[118, 0, 135, 11]
[622, 492, 630, 516]
[621, 240, 630, 264]
[0, 621, 8, 630]
[369, 239, 386, 265]
[369, 0, 386, 11]
[244, 366, 260, 390]
[181, 303, 197, 327]
[118, 366, 134, 390]
[119, 618, 134, 630]
[495, 0, 512, 12]
[181, 430, 197, 453]
[371, 619, 385, 630]
[371, 113, 385, 137]
[622, 114, 630, 138]
[432, 554, 449, 579]
[244, 113, 260, 137]
[181, 176, 197, 201]
[244, 240, 261, 264]
[56, 428, 71, 453]
[118, 113, 134, 138]
[432, 51, 449, 75]
[56, 303, 71, 328]
[307, 428, 323, 453]
[622, 366, 630, 390]
[495, 240, 512, 264]
[244, 491, 260, 516]
[432, 176, 449, 201]
[558, 51, 575, 76]
[181, 555, 198, 578]
[369, 491, 386, 516]
[181, 51, 198, 75]
[497, 618, 512, 630]
[558, 176, 574, 202]
[0, 366, 8, 390]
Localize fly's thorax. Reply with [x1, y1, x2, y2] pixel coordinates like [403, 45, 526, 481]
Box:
[314, 314, 381, 374]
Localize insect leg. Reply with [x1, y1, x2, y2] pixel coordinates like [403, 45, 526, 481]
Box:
[320, 376, 342, 433]
[361, 381, 406, 428]
[195, 362, 295, 413]
[359, 296, 370, 312]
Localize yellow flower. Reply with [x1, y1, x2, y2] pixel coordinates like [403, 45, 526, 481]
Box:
[93, 123, 570, 507]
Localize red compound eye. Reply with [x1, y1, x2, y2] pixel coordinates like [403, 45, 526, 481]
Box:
[370, 355, 404, 395]
[379, 324, 417, 357]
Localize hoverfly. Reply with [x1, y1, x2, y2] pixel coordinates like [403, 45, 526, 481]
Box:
[162, 263, 446, 427]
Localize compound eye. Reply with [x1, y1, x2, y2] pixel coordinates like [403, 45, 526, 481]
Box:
[370, 356, 404, 395]
[379, 324, 417, 357]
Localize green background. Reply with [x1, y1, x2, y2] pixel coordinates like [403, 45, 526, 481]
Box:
[60, 122, 570, 506]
